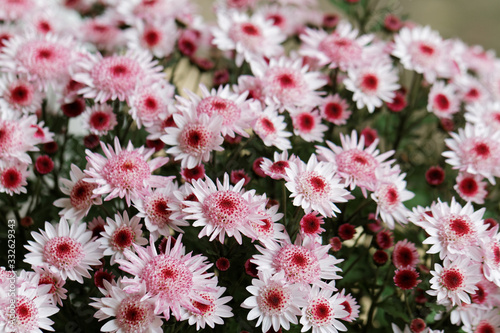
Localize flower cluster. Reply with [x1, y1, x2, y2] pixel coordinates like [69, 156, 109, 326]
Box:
[1, 0, 500, 332]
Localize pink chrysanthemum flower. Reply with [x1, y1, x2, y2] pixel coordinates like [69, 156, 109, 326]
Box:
[316, 130, 395, 196]
[91, 280, 163, 333]
[250, 199, 288, 243]
[241, 270, 307, 333]
[180, 282, 234, 330]
[134, 182, 189, 238]
[344, 60, 400, 113]
[212, 10, 285, 66]
[116, 235, 216, 321]
[53, 164, 102, 221]
[454, 75, 488, 106]
[129, 80, 174, 129]
[117, 0, 196, 23]
[260, 150, 300, 180]
[0, 159, 29, 195]
[285, 154, 351, 218]
[24, 218, 104, 283]
[300, 283, 349, 333]
[161, 108, 224, 169]
[392, 25, 451, 83]
[81, 103, 118, 135]
[251, 56, 327, 111]
[291, 108, 328, 143]
[319, 94, 352, 126]
[371, 167, 415, 229]
[0, 0, 37, 21]
[443, 123, 500, 184]
[465, 101, 500, 132]
[183, 173, 265, 244]
[0, 115, 39, 166]
[0, 74, 43, 115]
[255, 4, 299, 37]
[337, 289, 360, 323]
[479, 227, 500, 287]
[126, 18, 177, 58]
[79, 17, 125, 52]
[415, 197, 488, 261]
[462, 308, 500, 333]
[185, 84, 255, 138]
[427, 81, 460, 119]
[234, 75, 266, 105]
[0, 278, 59, 333]
[252, 236, 343, 289]
[454, 172, 488, 204]
[427, 256, 482, 306]
[300, 21, 372, 70]
[100, 211, 148, 265]
[73, 49, 164, 104]
[0, 32, 80, 91]
[392, 239, 419, 269]
[84, 137, 170, 206]
[252, 105, 292, 150]
[33, 264, 68, 307]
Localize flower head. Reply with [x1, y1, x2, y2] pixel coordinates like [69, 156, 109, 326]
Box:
[84, 137, 170, 206]
[24, 218, 104, 283]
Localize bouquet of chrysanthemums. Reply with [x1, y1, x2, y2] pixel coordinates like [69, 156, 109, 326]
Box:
[1, 0, 500, 332]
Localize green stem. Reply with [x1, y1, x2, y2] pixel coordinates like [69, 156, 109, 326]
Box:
[363, 267, 391, 333]
[282, 181, 287, 227]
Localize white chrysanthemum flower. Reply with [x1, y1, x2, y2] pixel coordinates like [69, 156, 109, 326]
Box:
[291, 108, 328, 143]
[126, 18, 178, 58]
[453, 172, 488, 204]
[0, 277, 59, 333]
[300, 283, 349, 333]
[300, 21, 372, 71]
[91, 280, 163, 333]
[24, 218, 104, 283]
[415, 197, 488, 261]
[161, 108, 224, 169]
[0, 159, 29, 196]
[54, 164, 102, 221]
[427, 81, 460, 119]
[128, 80, 175, 129]
[252, 105, 292, 150]
[180, 282, 233, 331]
[241, 270, 307, 333]
[316, 130, 395, 196]
[480, 227, 500, 287]
[81, 103, 118, 135]
[84, 137, 170, 206]
[73, 49, 164, 105]
[183, 173, 265, 244]
[134, 182, 189, 238]
[0, 31, 81, 91]
[427, 256, 482, 306]
[252, 236, 343, 289]
[443, 123, 500, 184]
[285, 154, 351, 218]
[100, 211, 148, 265]
[465, 100, 500, 132]
[260, 150, 300, 180]
[392, 25, 451, 83]
[212, 10, 285, 66]
[344, 60, 400, 113]
[0, 115, 39, 167]
[116, 235, 217, 321]
[0, 74, 43, 115]
[251, 56, 327, 111]
[371, 166, 415, 230]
